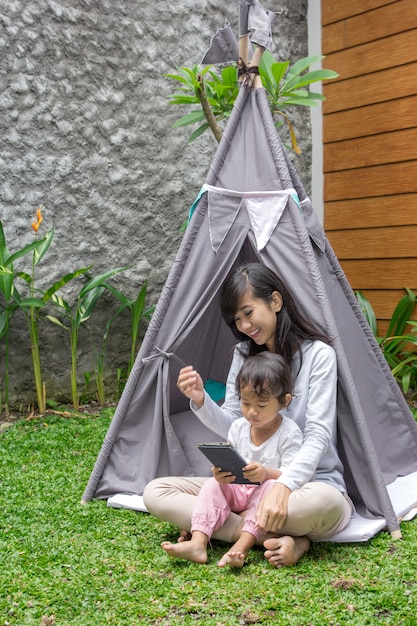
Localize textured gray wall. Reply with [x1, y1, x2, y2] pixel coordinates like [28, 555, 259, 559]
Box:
[0, 0, 309, 408]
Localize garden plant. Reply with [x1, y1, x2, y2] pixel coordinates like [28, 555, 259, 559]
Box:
[0, 209, 151, 415]
[166, 51, 338, 151]
[356, 289, 417, 398]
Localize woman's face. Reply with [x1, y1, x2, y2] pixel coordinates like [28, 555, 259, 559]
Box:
[233, 289, 282, 351]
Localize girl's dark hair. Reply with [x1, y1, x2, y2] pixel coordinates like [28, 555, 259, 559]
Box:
[220, 262, 329, 365]
[235, 352, 293, 405]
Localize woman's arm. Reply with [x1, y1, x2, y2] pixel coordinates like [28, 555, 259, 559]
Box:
[277, 342, 337, 492]
[190, 345, 246, 438]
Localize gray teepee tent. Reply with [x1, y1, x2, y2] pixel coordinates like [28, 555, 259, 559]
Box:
[82, 7, 417, 541]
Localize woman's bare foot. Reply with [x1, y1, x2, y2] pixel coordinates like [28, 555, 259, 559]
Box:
[161, 540, 207, 564]
[218, 550, 246, 569]
[263, 536, 310, 567]
[177, 529, 191, 543]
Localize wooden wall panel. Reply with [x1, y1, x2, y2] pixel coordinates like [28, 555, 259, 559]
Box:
[322, 0, 393, 26]
[323, 30, 417, 81]
[327, 225, 417, 259]
[325, 162, 417, 201]
[340, 259, 417, 290]
[323, 96, 417, 143]
[323, 0, 417, 53]
[323, 64, 417, 113]
[325, 194, 417, 229]
[324, 128, 417, 172]
[322, 0, 417, 334]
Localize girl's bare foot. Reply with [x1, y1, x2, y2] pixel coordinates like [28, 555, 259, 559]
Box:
[218, 550, 246, 569]
[161, 540, 207, 564]
[263, 536, 310, 567]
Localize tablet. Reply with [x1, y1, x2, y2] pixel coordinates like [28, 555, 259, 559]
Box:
[197, 442, 259, 484]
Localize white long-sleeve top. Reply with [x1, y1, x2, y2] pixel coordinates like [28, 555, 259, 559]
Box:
[228, 416, 303, 471]
[192, 340, 347, 494]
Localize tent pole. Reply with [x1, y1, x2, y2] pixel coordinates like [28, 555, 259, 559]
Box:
[239, 33, 249, 65]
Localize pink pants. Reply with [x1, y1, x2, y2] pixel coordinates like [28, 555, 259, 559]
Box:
[191, 478, 277, 541]
[143, 476, 353, 542]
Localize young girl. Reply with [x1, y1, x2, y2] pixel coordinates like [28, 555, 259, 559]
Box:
[161, 352, 302, 568]
[144, 263, 353, 567]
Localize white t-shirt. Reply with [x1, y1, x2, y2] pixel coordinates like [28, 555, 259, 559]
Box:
[227, 415, 303, 471]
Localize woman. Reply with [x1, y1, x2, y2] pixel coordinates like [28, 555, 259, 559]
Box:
[144, 263, 353, 567]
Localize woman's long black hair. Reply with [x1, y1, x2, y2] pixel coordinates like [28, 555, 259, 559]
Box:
[220, 263, 330, 366]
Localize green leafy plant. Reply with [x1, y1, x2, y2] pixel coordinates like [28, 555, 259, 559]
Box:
[356, 288, 417, 396]
[46, 268, 128, 409]
[88, 279, 155, 406]
[1, 218, 52, 415]
[102, 280, 154, 376]
[166, 51, 338, 152]
[1, 208, 88, 414]
[166, 64, 239, 143]
[355, 290, 378, 336]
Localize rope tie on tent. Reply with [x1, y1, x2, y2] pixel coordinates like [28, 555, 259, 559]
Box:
[140, 346, 187, 368]
[237, 57, 259, 89]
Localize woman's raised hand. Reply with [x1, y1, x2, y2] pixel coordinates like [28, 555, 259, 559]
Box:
[177, 365, 205, 408]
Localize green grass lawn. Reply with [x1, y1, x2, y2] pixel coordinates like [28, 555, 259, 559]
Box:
[1, 412, 416, 626]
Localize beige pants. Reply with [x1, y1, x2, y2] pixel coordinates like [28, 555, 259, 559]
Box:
[143, 476, 353, 542]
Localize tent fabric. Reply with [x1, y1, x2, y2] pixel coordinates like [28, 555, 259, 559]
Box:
[201, 0, 276, 65]
[82, 85, 417, 537]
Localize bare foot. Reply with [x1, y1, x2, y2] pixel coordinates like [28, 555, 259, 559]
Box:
[263, 536, 310, 567]
[161, 540, 207, 564]
[177, 529, 191, 543]
[218, 550, 246, 569]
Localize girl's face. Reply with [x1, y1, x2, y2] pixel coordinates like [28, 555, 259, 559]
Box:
[240, 386, 286, 434]
[233, 289, 282, 351]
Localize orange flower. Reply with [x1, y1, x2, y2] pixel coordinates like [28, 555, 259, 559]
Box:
[31, 205, 44, 233]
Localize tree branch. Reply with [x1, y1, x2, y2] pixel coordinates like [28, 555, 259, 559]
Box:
[196, 73, 223, 144]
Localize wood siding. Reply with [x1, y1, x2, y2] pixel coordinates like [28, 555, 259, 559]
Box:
[322, 0, 417, 336]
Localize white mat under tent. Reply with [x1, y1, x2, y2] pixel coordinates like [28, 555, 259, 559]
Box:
[107, 470, 417, 543]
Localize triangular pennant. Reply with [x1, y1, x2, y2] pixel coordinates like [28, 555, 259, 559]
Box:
[201, 22, 239, 65]
[207, 190, 242, 253]
[244, 194, 289, 251]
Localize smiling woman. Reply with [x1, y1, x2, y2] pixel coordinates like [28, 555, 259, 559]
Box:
[144, 262, 353, 568]
[231, 289, 282, 351]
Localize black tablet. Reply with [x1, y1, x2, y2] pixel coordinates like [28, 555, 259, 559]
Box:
[197, 442, 258, 484]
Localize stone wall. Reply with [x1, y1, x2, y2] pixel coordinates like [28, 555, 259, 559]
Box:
[0, 0, 310, 408]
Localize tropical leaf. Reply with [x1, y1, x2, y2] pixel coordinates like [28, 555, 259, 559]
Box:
[188, 123, 210, 142]
[79, 267, 127, 297]
[33, 229, 54, 266]
[76, 285, 106, 325]
[173, 110, 207, 128]
[14, 297, 45, 309]
[45, 315, 68, 330]
[282, 69, 339, 94]
[355, 291, 378, 336]
[50, 293, 72, 313]
[42, 267, 91, 302]
[285, 54, 324, 80]
[169, 95, 200, 105]
[3, 239, 43, 267]
[131, 281, 148, 331]
[386, 288, 416, 337]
